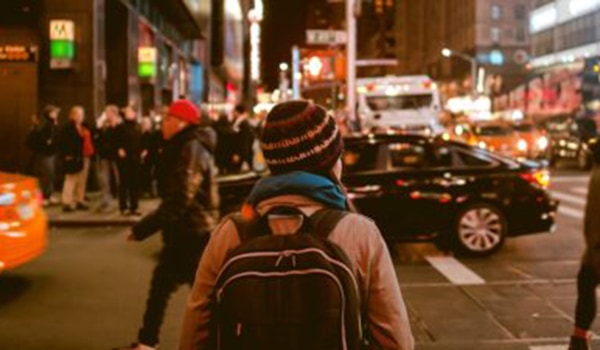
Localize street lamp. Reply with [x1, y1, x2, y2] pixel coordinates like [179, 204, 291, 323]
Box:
[279, 62, 289, 72]
[441, 47, 478, 96]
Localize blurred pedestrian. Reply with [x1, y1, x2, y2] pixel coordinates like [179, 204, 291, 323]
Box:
[213, 112, 235, 175]
[140, 117, 157, 197]
[59, 106, 86, 212]
[232, 104, 255, 172]
[569, 140, 600, 350]
[114, 100, 219, 350]
[27, 105, 60, 205]
[78, 121, 95, 209]
[179, 100, 414, 350]
[95, 105, 121, 211]
[116, 106, 143, 216]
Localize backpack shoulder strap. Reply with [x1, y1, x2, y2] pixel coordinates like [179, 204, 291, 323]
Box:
[309, 208, 350, 240]
[229, 213, 261, 243]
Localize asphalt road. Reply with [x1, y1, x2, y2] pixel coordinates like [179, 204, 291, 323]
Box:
[0, 168, 596, 350]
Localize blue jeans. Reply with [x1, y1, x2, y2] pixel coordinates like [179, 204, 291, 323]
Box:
[98, 158, 119, 206]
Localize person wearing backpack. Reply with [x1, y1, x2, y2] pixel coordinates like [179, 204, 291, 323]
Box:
[180, 100, 414, 350]
[114, 100, 220, 350]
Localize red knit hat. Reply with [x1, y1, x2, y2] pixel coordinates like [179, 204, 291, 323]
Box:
[168, 100, 200, 124]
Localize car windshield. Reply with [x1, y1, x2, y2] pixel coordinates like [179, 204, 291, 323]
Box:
[474, 126, 512, 136]
[366, 94, 433, 111]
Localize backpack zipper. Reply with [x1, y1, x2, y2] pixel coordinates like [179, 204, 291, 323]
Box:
[216, 268, 348, 350]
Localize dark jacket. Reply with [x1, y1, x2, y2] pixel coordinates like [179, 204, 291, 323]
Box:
[95, 125, 120, 160]
[58, 122, 84, 174]
[132, 125, 220, 247]
[583, 166, 600, 273]
[116, 120, 143, 160]
[27, 117, 59, 156]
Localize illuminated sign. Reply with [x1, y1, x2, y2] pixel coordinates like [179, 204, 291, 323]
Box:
[138, 47, 157, 78]
[0, 45, 37, 63]
[569, 0, 600, 17]
[530, 4, 557, 33]
[49, 20, 75, 69]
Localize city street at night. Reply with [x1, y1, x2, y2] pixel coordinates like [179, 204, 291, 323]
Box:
[0, 170, 595, 350]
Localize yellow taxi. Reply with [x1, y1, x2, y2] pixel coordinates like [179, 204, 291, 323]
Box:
[0, 172, 48, 272]
[468, 122, 521, 158]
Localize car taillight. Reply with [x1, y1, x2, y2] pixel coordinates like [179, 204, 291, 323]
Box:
[520, 170, 550, 189]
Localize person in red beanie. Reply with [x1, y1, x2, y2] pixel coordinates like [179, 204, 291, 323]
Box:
[114, 100, 220, 350]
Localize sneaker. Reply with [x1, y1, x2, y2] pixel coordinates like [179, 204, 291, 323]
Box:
[113, 343, 156, 350]
[129, 210, 142, 217]
[120, 210, 129, 217]
[49, 197, 61, 205]
[76, 202, 89, 210]
[569, 335, 591, 350]
[62, 206, 75, 213]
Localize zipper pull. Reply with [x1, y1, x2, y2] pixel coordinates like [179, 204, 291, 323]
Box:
[236, 323, 243, 337]
[275, 254, 284, 267]
[292, 254, 297, 267]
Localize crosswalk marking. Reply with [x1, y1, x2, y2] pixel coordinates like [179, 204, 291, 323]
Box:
[558, 205, 584, 220]
[572, 186, 588, 195]
[551, 191, 587, 206]
[425, 256, 485, 285]
[529, 346, 567, 350]
[552, 176, 589, 184]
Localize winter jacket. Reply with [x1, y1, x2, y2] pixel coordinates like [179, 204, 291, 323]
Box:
[583, 166, 600, 273]
[58, 122, 84, 174]
[179, 194, 415, 350]
[95, 125, 120, 160]
[132, 125, 220, 247]
[116, 120, 143, 160]
[27, 117, 59, 156]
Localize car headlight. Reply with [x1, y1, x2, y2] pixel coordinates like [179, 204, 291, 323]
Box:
[536, 136, 549, 150]
[517, 139, 528, 151]
[478, 141, 487, 149]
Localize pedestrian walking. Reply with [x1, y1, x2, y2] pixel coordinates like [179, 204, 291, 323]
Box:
[114, 100, 219, 350]
[140, 116, 157, 198]
[569, 139, 600, 350]
[179, 100, 414, 350]
[95, 105, 121, 211]
[27, 105, 60, 205]
[78, 122, 95, 209]
[232, 104, 255, 172]
[116, 106, 143, 216]
[59, 106, 87, 212]
[213, 112, 235, 175]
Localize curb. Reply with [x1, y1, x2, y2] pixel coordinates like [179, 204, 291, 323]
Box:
[49, 218, 140, 228]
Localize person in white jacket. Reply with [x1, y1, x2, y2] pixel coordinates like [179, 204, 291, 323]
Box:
[179, 100, 414, 350]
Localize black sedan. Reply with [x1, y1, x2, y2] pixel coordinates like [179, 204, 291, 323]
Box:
[218, 134, 558, 256]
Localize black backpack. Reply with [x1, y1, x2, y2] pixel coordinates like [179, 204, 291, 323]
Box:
[211, 206, 364, 350]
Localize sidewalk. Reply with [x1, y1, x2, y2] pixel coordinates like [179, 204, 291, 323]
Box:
[46, 195, 159, 227]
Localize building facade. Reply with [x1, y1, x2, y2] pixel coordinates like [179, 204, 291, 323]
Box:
[396, 0, 531, 97]
[529, 0, 600, 68]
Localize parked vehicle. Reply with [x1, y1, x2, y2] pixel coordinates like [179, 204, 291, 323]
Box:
[539, 115, 598, 170]
[219, 134, 558, 256]
[0, 172, 48, 272]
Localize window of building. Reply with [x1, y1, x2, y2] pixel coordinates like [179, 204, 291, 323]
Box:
[516, 27, 526, 42]
[491, 27, 501, 43]
[514, 4, 526, 20]
[491, 4, 502, 20]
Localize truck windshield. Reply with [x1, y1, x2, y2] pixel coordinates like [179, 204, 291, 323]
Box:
[366, 94, 433, 111]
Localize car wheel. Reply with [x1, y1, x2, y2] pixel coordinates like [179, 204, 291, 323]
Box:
[578, 148, 592, 170]
[454, 204, 506, 257]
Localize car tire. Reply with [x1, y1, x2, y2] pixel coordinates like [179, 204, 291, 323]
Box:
[453, 203, 506, 257]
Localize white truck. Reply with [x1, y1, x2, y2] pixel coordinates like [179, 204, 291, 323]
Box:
[357, 75, 443, 135]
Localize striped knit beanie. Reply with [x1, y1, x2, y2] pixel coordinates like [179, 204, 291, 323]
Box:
[261, 100, 343, 175]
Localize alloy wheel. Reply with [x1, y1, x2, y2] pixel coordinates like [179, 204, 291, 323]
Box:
[457, 206, 505, 254]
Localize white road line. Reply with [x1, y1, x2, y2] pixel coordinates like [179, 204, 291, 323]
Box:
[425, 256, 485, 285]
[529, 346, 567, 350]
[558, 205, 584, 220]
[551, 191, 587, 206]
[552, 176, 589, 184]
[572, 186, 588, 195]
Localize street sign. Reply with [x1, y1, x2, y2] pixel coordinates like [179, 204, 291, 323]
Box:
[306, 30, 347, 45]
